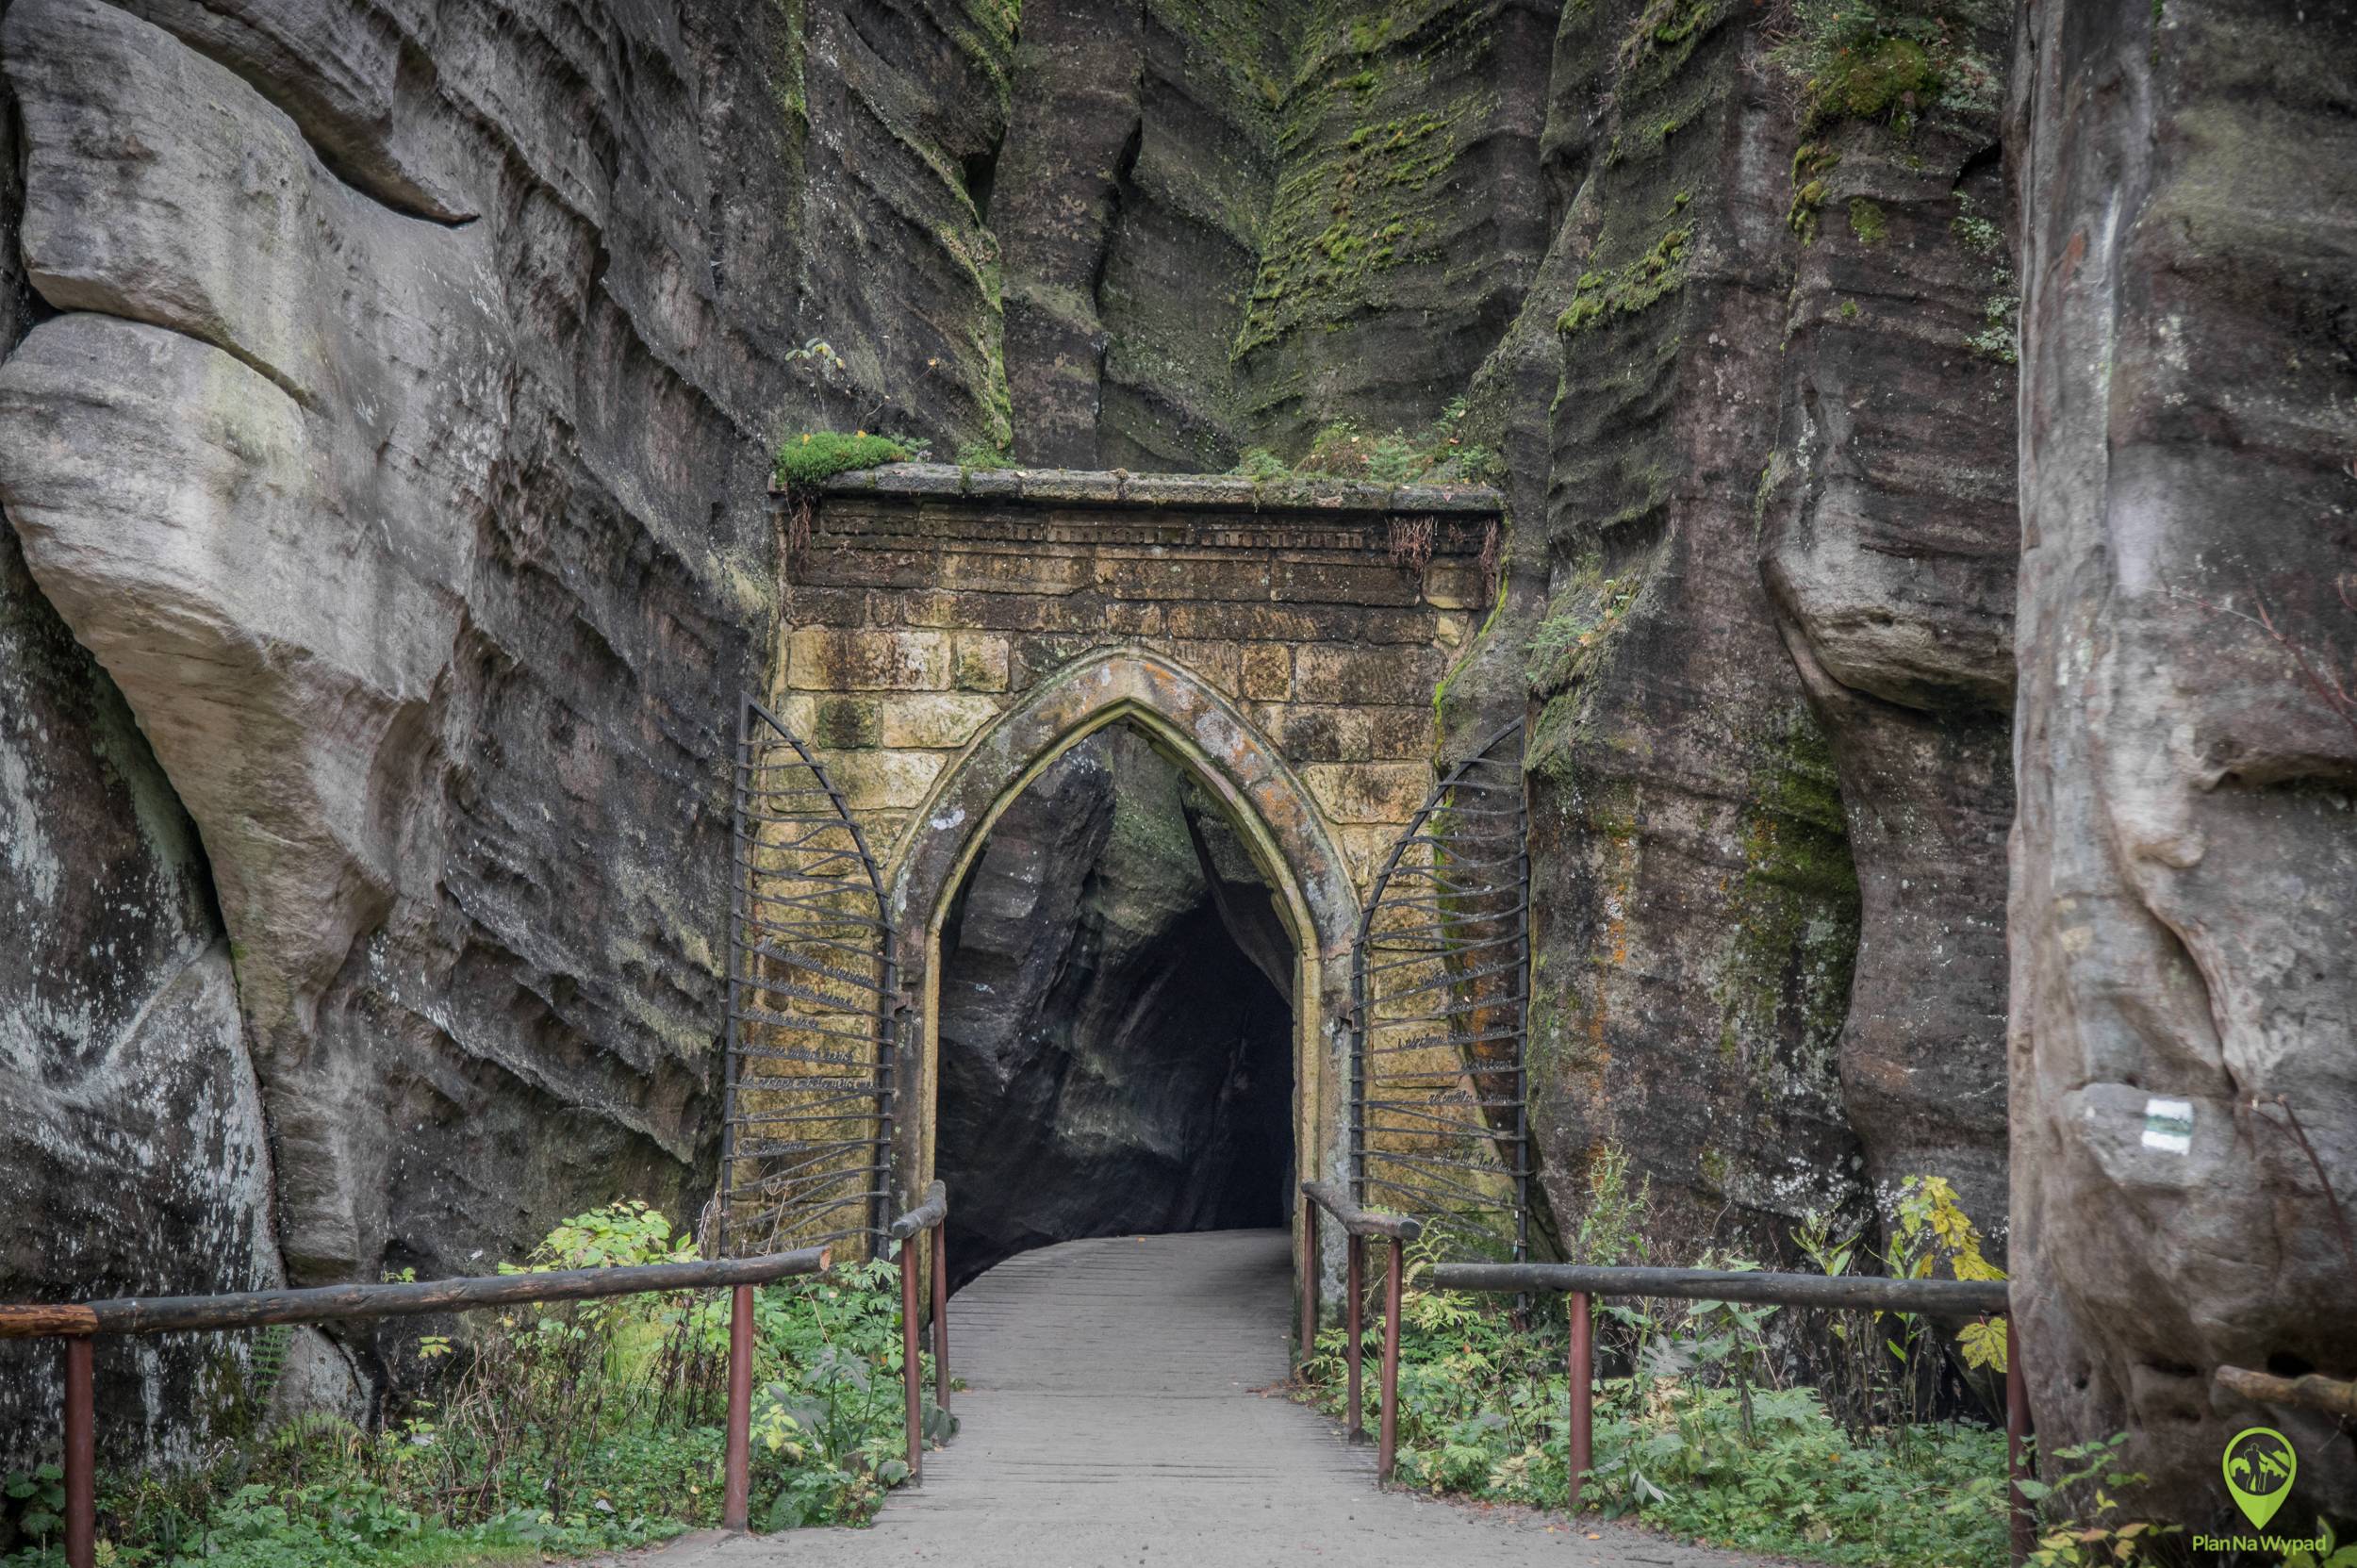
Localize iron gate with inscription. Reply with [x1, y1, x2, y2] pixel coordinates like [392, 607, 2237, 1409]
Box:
[1348, 720, 1533, 1261]
[717, 696, 902, 1263]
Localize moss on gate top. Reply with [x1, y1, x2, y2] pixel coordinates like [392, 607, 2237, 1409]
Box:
[801, 461, 1504, 516]
[772, 432, 921, 487]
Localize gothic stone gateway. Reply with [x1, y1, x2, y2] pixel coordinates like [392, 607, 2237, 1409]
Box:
[769, 464, 1507, 1271]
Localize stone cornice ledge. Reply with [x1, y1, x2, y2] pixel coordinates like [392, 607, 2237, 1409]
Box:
[797, 463, 1505, 515]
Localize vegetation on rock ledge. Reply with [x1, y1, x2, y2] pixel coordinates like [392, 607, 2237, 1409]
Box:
[773, 432, 920, 487]
[1231, 397, 1504, 487]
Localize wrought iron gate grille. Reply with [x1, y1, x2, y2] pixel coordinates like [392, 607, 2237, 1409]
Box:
[718, 696, 898, 1263]
[1349, 720, 1531, 1261]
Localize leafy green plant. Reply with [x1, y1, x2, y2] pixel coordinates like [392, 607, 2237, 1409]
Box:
[1294, 1152, 2015, 1566]
[1, 1465, 65, 1556]
[2018, 1435, 2178, 1567]
[1767, 2, 2004, 134]
[1, 1204, 939, 1567]
[953, 439, 1013, 470]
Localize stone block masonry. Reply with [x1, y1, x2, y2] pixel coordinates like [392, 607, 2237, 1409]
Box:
[784, 465, 1506, 888]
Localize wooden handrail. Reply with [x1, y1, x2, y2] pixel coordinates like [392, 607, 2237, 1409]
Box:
[1438, 1260, 2027, 1565]
[1434, 1262, 2006, 1316]
[1297, 1181, 1416, 1486]
[5, 1244, 832, 1566]
[0, 1247, 831, 1341]
[2217, 1363, 2357, 1419]
[889, 1180, 948, 1240]
[1299, 1180, 1421, 1242]
[887, 1181, 952, 1483]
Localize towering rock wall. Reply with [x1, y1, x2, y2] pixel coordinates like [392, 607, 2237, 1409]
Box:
[1496, 3, 2021, 1254]
[0, 0, 316, 1462]
[1757, 12, 2018, 1233]
[0, 0, 1022, 1463]
[2008, 0, 2357, 1514]
[995, 0, 1559, 468]
[21, 0, 2343, 1523]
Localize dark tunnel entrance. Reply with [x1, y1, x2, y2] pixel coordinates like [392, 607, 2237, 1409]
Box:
[933, 723, 1297, 1289]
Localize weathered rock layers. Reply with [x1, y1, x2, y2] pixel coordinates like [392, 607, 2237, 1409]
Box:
[0, 0, 1020, 1456]
[2008, 0, 2357, 1518]
[1, 0, 2348, 1519]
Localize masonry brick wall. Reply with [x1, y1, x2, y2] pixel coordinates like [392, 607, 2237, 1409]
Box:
[781, 466, 1506, 887]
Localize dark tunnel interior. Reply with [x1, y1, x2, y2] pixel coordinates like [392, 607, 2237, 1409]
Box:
[933, 725, 1296, 1289]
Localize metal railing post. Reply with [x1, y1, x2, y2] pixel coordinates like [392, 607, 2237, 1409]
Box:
[724, 1284, 752, 1531]
[1377, 1239, 1404, 1483]
[931, 1225, 950, 1411]
[2007, 1320, 2032, 1565]
[901, 1236, 923, 1479]
[1567, 1291, 1592, 1510]
[64, 1338, 93, 1568]
[1345, 1234, 1365, 1441]
[1298, 1191, 1318, 1371]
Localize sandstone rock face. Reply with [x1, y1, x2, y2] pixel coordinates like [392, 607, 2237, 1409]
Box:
[0, 521, 316, 1469]
[995, 0, 1558, 468]
[0, 6, 314, 1470]
[1509, 10, 1875, 1254]
[1757, 20, 2019, 1238]
[0, 0, 1030, 1452]
[2007, 0, 2357, 1514]
[935, 728, 1294, 1284]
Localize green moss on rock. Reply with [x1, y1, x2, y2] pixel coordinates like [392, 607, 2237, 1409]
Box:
[1557, 226, 1692, 335]
[1717, 705, 1861, 1081]
[772, 432, 915, 486]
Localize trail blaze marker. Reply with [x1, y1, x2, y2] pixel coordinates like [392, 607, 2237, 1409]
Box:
[2222, 1426, 2296, 1530]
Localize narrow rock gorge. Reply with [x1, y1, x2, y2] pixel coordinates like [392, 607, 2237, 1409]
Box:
[934, 726, 1294, 1285]
[0, 0, 2347, 1527]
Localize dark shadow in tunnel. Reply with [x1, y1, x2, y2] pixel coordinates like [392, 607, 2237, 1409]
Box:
[933, 724, 1296, 1290]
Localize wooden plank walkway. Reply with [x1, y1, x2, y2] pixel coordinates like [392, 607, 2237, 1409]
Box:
[642, 1230, 1758, 1567]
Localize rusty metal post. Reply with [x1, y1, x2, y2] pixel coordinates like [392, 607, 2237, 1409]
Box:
[931, 1224, 950, 1411]
[1377, 1238, 1404, 1483]
[723, 1284, 752, 1531]
[64, 1337, 93, 1568]
[1344, 1234, 1365, 1440]
[901, 1237, 923, 1479]
[1298, 1192, 1318, 1371]
[1567, 1291, 1592, 1511]
[2007, 1321, 2033, 1564]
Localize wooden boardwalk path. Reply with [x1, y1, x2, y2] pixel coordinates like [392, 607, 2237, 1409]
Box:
[643, 1230, 1754, 1567]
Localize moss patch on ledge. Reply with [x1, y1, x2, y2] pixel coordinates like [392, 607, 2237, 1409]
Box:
[1557, 226, 1692, 335]
[773, 432, 919, 487]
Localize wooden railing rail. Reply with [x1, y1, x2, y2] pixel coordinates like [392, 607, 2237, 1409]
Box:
[0, 1246, 831, 1568]
[1297, 1180, 1422, 1483]
[1432, 1261, 2031, 1565]
[888, 1180, 951, 1481]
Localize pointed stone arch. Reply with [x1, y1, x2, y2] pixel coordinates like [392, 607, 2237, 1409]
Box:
[882, 647, 1360, 1266]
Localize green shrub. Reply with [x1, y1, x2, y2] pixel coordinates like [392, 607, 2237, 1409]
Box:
[1294, 1153, 2017, 1566]
[1768, 2, 2005, 134]
[773, 432, 915, 487]
[1, 1205, 947, 1567]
